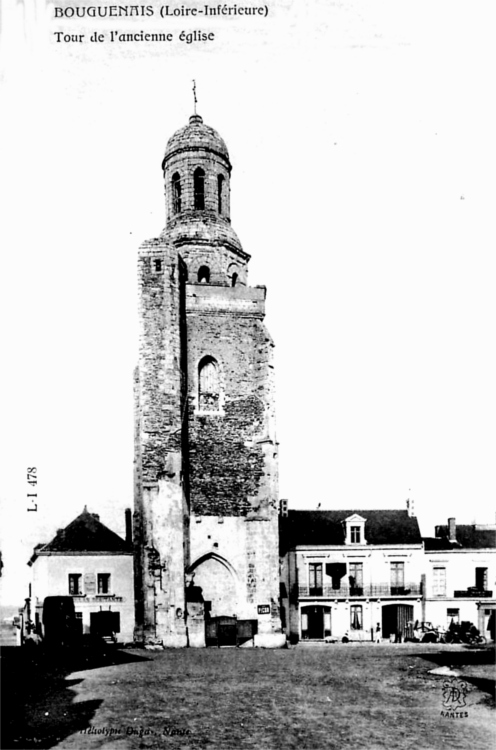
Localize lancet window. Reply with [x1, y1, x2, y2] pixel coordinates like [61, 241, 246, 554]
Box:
[198, 356, 220, 411]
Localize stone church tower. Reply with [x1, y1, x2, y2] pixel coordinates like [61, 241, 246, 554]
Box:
[133, 112, 283, 647]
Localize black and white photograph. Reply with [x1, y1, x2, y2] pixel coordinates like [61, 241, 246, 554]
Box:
[0, 0, 495, 747]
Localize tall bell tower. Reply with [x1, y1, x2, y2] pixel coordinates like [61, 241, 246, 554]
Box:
[134, 110, 284, 647]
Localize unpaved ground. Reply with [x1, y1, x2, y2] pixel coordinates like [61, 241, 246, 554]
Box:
[1, 643, 494, 750]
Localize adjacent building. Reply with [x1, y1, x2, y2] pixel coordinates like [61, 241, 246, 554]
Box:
[423, 518, 496, 637]
[280, 503, 424, 642]
[24, 501, 496, 647]
[27, 507, 134, 643]
[280, 505, 496, 643]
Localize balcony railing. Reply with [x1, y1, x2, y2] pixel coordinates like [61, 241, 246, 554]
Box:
[454, 588, 493, 598]
[298, 583, 422, 598]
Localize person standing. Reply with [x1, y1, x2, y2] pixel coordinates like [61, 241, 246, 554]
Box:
[375, 623, 381, 643]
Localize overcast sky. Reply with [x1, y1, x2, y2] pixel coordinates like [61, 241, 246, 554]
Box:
[1, 0, 495, 604]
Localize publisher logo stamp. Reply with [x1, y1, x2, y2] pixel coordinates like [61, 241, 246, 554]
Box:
[440, 678, 470, 718]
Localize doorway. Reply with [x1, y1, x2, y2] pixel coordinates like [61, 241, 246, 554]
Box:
[205, 617, 258, 647]
[301, 606, 332, 640]
[381, 604, 413, 639]
[90, 611, 120, 637]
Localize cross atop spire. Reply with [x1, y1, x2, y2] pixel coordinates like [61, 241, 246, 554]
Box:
[192, 79, 197, 115]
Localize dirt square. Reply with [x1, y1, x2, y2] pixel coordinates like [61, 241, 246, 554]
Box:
[1, 642, 494, 750]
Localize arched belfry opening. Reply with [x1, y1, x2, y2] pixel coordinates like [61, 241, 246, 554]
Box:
[227, 263, 240, 287]
[172, 172, 181, 213]
[198, 265, 210, 284]
[217, 174, 224, 214]
[194, 167, 205, 210]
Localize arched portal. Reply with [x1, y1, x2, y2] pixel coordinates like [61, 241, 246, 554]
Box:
[188, 553, 239, 619]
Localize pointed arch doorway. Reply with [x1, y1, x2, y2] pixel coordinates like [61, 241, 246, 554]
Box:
[187, 553, 242, 647]
[187, 552, 239, 620]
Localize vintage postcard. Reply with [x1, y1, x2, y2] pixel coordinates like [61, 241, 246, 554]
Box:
[0, 1, 494, 748]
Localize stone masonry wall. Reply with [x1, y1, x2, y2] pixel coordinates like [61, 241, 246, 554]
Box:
[185, 279, 282, 636]
[134, 240, 188, 645]
[136, 240, 182, 480]
[189, 514, 282, 635]
[162, 214, 249, 285]
[185, 286, 277, 517]
[180, 238, 248, 287]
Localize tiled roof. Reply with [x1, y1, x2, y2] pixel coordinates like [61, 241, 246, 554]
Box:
[424, 525, 496, 551]
[31, 508, 130, 558]
[280, 509, 422, 551]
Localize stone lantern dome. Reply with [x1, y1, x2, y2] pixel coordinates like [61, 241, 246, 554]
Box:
[160, 113, 248, 285]
[162, 114, 232, 224]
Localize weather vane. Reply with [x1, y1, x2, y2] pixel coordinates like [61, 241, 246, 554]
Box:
[192, 79, 197, 115]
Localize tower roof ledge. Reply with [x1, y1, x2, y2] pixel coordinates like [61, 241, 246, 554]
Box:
[162, 212, 248, 259]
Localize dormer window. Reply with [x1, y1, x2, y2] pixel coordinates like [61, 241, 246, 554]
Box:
[344, 514, 367, 545]
[350, 526, 361, 544]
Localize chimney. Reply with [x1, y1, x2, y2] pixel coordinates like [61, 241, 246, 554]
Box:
[448, 517, 456, 543]
[280, 499, 288, 517]
[125, 508, 132, 545]
[406, 498, 415, 517]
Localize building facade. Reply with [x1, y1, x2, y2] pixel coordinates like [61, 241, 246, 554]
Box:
[133, 112, 283, 647]
[280, 504, 424, 642]
[27, 508, 134, 643]
[423, 518, 496, 637]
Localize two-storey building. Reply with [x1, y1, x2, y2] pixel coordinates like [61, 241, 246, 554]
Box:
[423, 517, 496, 637]
[27, 507, 134, 643]
[280, 503, 424, 642]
